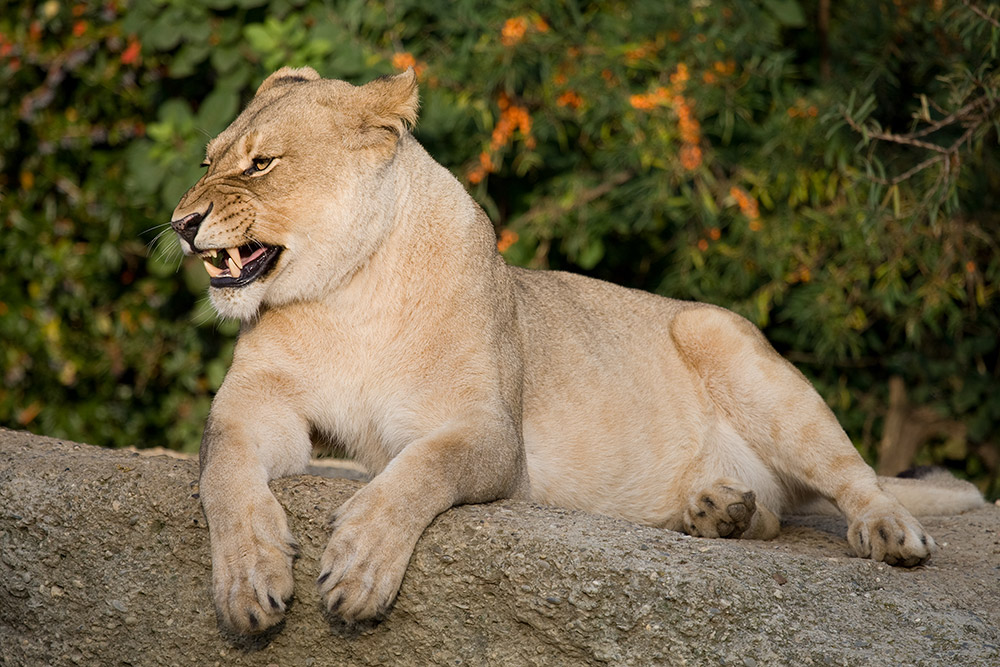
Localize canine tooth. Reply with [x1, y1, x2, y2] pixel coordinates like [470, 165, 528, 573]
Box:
[227, 256, 242, 278]
[226, 246, 243, 270]
[203, 259, 224, 278]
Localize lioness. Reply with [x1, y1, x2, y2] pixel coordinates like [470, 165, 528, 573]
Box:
[170, 67, 983, 634]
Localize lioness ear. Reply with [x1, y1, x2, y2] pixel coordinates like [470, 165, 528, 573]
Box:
[356, 68, 420, 142]
[256, 66, 321, 96]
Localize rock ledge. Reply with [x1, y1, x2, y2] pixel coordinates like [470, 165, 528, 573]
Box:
[2, 429, 998, 666]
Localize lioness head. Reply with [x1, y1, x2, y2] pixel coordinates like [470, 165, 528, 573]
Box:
[170, 67, 419, 320]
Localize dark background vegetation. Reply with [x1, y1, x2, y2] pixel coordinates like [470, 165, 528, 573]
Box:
[1, 0, 997, 498]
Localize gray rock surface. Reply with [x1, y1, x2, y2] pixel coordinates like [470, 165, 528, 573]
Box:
[1, 428, 998, 666]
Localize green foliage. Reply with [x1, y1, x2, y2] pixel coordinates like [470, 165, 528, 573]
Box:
[1, 0, 997, 496]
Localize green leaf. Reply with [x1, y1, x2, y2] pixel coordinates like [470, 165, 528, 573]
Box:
[244, 24, 277, 53]
[145, 7, 188, 51]
[170, 42, 211, 78]
[196, 87, 240, 134]
[763, 0, 806, 28]
[576, 238, 605, 270]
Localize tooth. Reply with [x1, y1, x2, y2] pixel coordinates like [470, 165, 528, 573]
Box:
[226, 247, 243, 269]
[227, 256, 242, 278]
[208, 249, 218, 258]
[203, 259, 224, 278]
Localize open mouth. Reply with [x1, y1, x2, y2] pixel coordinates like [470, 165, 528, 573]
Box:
[199, 244, 283, 288]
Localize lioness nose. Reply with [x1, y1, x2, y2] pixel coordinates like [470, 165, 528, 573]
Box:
[170, 202, 213, 250]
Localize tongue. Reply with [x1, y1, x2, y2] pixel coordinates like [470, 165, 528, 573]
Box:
[242, 247, 267, 264]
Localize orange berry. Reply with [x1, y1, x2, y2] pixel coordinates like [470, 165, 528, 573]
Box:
[479, 152, 495, 172]
[669, 63, 689, 86]
[557, 90, 583, 109]
[497, 229, 519, 253]
[467, 167, 486, 184]
[391, 52, 416, 71]
[501, 17, 529, 46]
[679, 144, 702, 171]
[629, 95, 655, 111]
[121, 39, 141, 65]
[625, 42, 655, 64]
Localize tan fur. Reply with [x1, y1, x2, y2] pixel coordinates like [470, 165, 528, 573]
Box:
[171, 68, 984, 634]
[798, 470, 986, 517]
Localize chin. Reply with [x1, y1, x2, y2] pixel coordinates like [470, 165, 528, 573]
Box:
[209, 283, 268, 322]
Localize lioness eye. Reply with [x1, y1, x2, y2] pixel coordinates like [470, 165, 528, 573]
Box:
[242, 157, 273, 176]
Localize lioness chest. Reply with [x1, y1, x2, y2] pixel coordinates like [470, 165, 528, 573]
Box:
[235, 290, 508, 476]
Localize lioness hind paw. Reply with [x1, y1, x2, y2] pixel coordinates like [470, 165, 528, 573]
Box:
[847, 513, 935, 567]
[683, 480, 757, 539]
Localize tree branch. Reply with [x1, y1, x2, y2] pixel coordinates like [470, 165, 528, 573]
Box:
[515, 171, 634, 228]
[844, 108, 984, 186]
[962, 0, 1000, 30]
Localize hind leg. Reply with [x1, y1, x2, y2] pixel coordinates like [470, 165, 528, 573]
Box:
[682, 477, 781, 540]
[671, 307, 934, 566]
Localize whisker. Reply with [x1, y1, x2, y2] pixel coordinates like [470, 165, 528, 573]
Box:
[146, 227, 177, 253]
[141, 221, 173, 237]
[149, 239, 179, 262]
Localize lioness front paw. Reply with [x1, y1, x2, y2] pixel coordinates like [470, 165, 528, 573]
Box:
[847, 510, 935, 567]
[207, 495, 299, 634]
[683, 479, 757, 539]
[317, 488, 422, 622]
